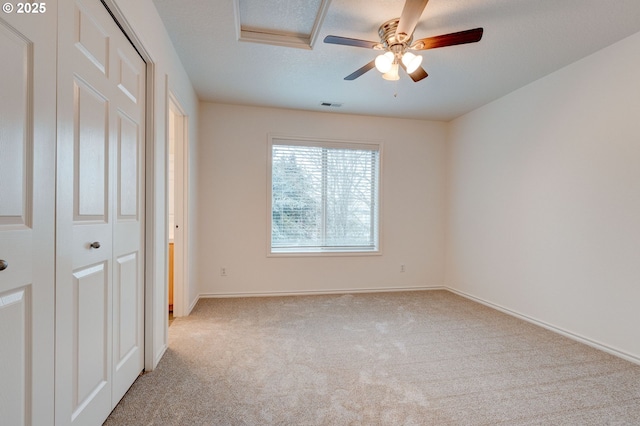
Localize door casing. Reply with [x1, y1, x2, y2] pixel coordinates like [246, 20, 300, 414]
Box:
[168, 91, 189, 318]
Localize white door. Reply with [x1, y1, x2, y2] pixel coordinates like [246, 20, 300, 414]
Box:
[55, 0, 146, 424]
[0, 5, 57, 425]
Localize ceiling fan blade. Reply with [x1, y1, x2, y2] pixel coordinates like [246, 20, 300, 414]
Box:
[344, 60, 376, 80]
[411, 27, 484, 50]
[396, 0, 430, 42]
[324, 35, 381, 49]
[409, 66, 429, 82]
[400, 62, 429, 82]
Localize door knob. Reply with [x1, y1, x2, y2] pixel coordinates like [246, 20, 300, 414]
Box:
[0, 260, 7, 271]
[90, 241, 101, 249]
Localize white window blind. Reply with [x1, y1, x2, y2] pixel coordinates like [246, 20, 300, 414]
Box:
[269, 137, 380, 254]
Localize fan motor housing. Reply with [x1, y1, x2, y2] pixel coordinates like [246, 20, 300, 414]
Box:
[378, 18, 413, 50]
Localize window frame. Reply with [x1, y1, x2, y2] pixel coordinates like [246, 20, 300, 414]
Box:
[267, 134, 383, 257]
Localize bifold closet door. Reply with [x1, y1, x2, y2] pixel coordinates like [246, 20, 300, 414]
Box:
[0, 5, 57, 425]
[55, 0, 146, 424]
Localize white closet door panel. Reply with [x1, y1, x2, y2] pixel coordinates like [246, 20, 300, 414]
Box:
[117, 111, 139, 218]
[114, 252, 138, 362]
[75, 79, 109, 220]
[0, 288, 29, 425]
[0, 23, 30, 224]
[75, 3, 109, 76]
[111, 26, 145, 405]
[57, 1, 145, 424]
[72, 263, 110, 415]
[1, 5, 56, 424]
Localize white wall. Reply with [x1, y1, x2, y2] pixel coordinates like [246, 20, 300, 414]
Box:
[197, 103, 447, 296]
[110, 0, 199, 368]
[446, 31, 640, 361]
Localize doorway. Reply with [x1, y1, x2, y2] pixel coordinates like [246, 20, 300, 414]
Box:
[168, 93, 188, 319]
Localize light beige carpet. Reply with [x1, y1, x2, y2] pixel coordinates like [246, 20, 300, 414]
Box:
[105, 290, 640, 425]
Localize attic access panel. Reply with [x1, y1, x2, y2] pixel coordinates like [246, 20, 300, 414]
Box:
[234, 0, 331, 49]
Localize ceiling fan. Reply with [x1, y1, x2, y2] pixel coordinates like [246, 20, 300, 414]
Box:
[324, 0, 483, 82]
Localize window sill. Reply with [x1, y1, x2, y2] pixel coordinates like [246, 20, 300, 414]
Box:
[268, 249, 381, 258]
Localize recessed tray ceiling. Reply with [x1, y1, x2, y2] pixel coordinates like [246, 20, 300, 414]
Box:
[234, 0, 331, 49]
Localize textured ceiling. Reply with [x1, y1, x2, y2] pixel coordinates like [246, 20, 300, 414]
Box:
[238, 0, 323, 36]
[153, 0, 640, 121]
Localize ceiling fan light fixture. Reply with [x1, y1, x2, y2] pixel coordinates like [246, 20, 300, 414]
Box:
[375, 52, 394, 73]
[324, 0, 484, 83]
[402, 51, 423, 74]
[382, 63, 400, 81]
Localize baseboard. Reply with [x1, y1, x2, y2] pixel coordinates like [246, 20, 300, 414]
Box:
[154, 343, 168, 369]
[199, 285, 445, 299]
[446, 287, 640, 366]
[187, 295, 199, 315]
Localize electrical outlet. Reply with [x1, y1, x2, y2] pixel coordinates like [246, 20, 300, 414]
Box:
[220, 267, 227, 276]
[400, 264, 405, 273]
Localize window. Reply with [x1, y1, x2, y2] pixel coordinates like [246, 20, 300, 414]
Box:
[268, 136, 381, 254]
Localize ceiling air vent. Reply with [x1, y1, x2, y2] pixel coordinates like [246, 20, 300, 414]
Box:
[320, 102, 343, 108]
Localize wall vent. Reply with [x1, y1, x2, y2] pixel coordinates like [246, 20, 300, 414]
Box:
[320, 102, 343, 108]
